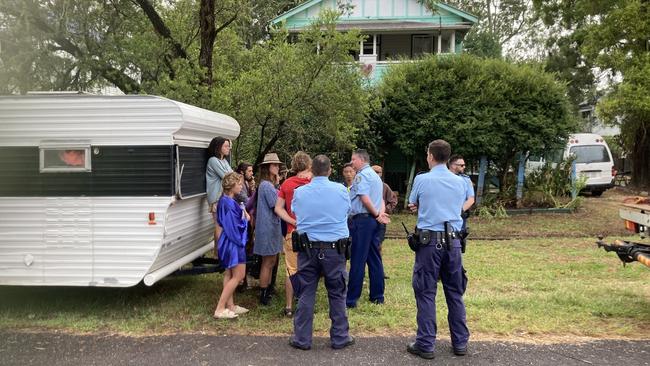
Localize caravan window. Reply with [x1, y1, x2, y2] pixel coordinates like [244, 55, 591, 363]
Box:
[40, 146, 91, 172]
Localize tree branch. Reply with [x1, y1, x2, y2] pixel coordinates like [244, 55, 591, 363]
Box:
[215, 11, 239, 35]
[133, 0, 188, 60]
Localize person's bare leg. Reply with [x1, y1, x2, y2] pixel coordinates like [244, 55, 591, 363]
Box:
[285, 275, 294, 310]
[259, 255, 277, 288]
[215, 269, 234, 313]
[227, 264, 246, 311]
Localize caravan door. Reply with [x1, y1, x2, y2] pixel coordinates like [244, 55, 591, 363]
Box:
[44, 197, 93, 285]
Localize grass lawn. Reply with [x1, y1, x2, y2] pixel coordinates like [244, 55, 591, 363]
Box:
[1, 235, 648, 339]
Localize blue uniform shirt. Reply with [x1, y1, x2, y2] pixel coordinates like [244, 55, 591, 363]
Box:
[349, 164, 383, 215]
[460, 173, 475, 200]
[409, 164, 465, 231]
[292, 176, 351, 242]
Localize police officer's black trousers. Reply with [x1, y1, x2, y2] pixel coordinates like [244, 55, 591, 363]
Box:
[291, 248, 350, 348]
[412, 240, 469, 352]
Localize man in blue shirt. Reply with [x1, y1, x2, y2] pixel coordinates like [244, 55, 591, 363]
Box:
[289, 155, 355, 351]
[406, 140, 470, 360]
[346, 149, 390, 308]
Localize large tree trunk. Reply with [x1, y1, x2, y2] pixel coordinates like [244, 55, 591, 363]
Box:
[630, 127, 650, 189]
[199, 0, 217, 86]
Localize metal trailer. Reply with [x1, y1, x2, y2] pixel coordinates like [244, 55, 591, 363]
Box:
[0, 94, 240, 287]
[597, 198, 650, 268]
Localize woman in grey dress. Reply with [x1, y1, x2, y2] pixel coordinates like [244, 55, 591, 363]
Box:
[253, 153, 284, 305]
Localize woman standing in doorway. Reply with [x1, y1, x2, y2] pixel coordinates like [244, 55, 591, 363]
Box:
[253, 153, 284, 306]
[206, 137, 233, 242]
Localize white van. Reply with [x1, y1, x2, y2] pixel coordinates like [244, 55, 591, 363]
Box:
[526, 133, 615, 196]
[567, 133, 615, 196]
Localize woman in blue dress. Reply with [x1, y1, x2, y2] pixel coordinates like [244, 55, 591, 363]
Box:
[253, 153, 284, 305]
[213, 172, 250, 319]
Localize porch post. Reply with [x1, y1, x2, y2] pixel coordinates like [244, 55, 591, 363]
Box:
[451, 31, 456, 53]
[372, 34, 377, 55]
[360, 39, 364, 55]
[437, 34, 442, 54]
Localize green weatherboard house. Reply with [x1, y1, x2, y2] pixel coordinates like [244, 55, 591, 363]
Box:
[271, 0, 477, 83]
[272, 1, 477, 192]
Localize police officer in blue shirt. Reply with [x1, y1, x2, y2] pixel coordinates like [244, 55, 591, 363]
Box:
[449, 154, 475, 234]
[406, 140, 470, 360]
[289, 155, 355, 351]
[346, 149, 390, 308]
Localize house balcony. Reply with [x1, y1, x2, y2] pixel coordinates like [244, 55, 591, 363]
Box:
[353, 31, 463, 84]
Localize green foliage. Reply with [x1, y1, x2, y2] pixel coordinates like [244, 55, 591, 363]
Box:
[523, 158, 585, 209]
[534, 0, 650, 188]
[224, 10, 370, 167]
[375, 54, 576, 194]
[476, 198, 509, 219]
[597, 55, 650, 187]
[0, 0, 152, 93]
[421, 1, 543, 59]
[463, 31, 502, 59]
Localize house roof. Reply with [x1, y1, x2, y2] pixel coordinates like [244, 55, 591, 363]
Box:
[317, 20, 472, 32]
[271, 0, 478, 27]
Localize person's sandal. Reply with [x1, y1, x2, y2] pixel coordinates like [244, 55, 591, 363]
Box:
[283, 308, 293, 317]
[231, 305, 249, 315]
[214, 309, 238, 319]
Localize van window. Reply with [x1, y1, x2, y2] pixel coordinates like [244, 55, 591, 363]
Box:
[569, 145, 610, 164]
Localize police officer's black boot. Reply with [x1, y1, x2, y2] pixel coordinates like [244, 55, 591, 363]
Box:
[259, 287, 271, 306]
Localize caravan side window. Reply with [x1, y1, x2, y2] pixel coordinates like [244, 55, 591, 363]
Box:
[40, 146, 91, 173]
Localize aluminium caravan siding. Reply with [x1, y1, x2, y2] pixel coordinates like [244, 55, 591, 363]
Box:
[0, 197, 172, 287]
[149, 195, 214, 273]
[0, 146, 175, 196]
[0, 95, 240, 147]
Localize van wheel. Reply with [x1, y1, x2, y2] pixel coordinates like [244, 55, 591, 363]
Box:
[591, 190, 603, 197]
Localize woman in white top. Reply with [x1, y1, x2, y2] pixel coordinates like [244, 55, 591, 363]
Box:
[206, 137, 233, 240]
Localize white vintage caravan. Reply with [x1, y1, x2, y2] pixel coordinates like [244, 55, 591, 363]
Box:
[0, 94, 239, 287]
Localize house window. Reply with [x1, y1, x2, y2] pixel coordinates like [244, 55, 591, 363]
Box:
[361, 34, 381, 55]
[40, 142, 92, 173]
[412, 34, 433, 58]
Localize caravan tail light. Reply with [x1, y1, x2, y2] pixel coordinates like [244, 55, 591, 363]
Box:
[569, 139, 579, 144]
[624, 220, 638, 232]
[612, 167, 617, 177]
[148, 212, 156, 225]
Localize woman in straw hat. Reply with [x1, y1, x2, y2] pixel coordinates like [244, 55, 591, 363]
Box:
[253, 153, 284, 305]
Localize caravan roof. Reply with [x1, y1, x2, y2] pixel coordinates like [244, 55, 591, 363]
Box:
[0, 95, 240, 147]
